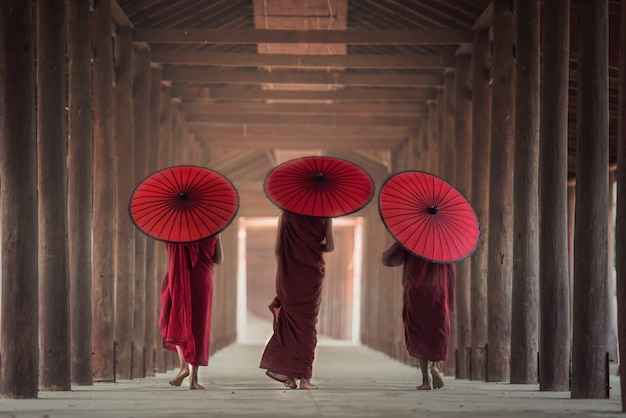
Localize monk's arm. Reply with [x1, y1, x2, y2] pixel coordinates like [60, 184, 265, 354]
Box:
[274, 213, 283, 261]
[212, 234, 224, 264]
[322, 218, 335, 252]
[381, 241, 405, 267]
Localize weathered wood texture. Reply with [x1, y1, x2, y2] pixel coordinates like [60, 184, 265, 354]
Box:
[37, 0, 71, 391]
[572, 0, 609, 400]
[538, 0, 571, 392]
[470, 28, 491, 382]
[113, 26, 136, 380]
[67, 0, 94, 387]
[0, 0, 39, 399]
[454, 54, 472, 380]
[91, 0, 117, 382]
[487, 0, 515, 383]
[510, 0, 540, 385]
[616, 0, 626, 409]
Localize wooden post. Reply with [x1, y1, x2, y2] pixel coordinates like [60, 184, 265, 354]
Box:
[470, 28, 491, 382]
[132, 46, 151, 379]
[487, 0, 515, 383]
[67, 0, 94, 387]
[616, 0, 626, 409]
[426, 101, 439, 175]
[113, 26, 136, 380]
[144, 65, 162, 377]
[572, 0, 609, 399]
[538, 0, 571, 391]
[91, 0, 116, 382]
[0, 0, 39, 399]
[510, 0, 540, 385]
[37, 0, 71, 391]
[454, 53, 472, 380]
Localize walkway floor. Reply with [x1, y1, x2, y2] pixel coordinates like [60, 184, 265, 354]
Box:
[0, 341, 622, 418]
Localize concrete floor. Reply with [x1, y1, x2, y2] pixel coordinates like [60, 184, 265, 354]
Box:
[0, 340, 622, 418]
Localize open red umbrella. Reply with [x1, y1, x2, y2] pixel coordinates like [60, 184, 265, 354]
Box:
[129, 165, 239, 243]
[378, 170, 480, 264]
[264, 156, 374, 217]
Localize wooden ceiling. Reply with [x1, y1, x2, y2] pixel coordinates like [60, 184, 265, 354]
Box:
[114, 0, 621, 188]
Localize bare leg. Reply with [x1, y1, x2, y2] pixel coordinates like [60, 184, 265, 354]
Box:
[416, 358, 432, 390]
[431, 364, 444, 389]
[299, 378, 318, 390]
[189, 365, 205, 390]
[169, 346, 190, 387]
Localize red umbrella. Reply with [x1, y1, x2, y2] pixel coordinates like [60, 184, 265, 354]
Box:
[129, 165, 239, 243]
[378, 170, 480, 264]
[264, 156, 374, 217]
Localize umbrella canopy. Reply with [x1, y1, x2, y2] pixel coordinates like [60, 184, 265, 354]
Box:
[264, 156, 374, 218]
[378, 170, 480, 264]
[129, 165, 239, 243]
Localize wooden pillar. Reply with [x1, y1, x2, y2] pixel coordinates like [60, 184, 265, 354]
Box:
[113, 26, 136, 380]
[435, 87, 445, 178]
[426, 101, 439, 175]
[607, 171, 617, 361]
[510, 0, 540, 385]
[470, 28, 491, 382]
[67, 0, 94, 386]
[131, 46, 151, 379]
[538, 0, 571, 391]
[91, 0, 116, 382]
[37, 0, 71, 391]
[144, 65, 162, 377]
[454, 53, 472, 380]
[572, 0, 609, 399]
[0, 0, 39, 399]
[487, 0, 515, 383]
[616, 0, 626, 409]
[442, 69, 456, 375]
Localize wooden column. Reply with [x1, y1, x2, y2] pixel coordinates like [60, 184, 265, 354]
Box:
[616, 0, 626, 409]
[67, 0, 94, 386]
[144, 65, 162, 377]
[132, 46, 151, 379]
[37, 0, 71, 391]
[538, 0, 571, 391]
[454, 53, 472, 380]
[442, 69, 456, 375]
[0, 0, 39, 399]
[470, 28, 491, 382]
[510, 0, 540, 384]
[91, 0, 116, 382]
[426, 101, 439, 175]
[114, 26, 136, 380]
[572, 0, 609, 399]
[487, 0, 515, 383]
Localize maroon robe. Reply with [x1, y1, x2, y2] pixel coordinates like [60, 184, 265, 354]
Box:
[382, 242, 455, 361]
[260, 212, 327, 379]
[159, 237, 216, 366]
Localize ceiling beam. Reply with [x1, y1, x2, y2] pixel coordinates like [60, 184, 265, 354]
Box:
[150, 50, 456, 69]
[180, 101, 427, 115]
[184, 113, 423, 126]
[133, 28, 474, 44]
[194, 134, 404, 150]
[170, 85, 437, 101]
[162, 68, 444, 87]
[186, 123, 417, 137]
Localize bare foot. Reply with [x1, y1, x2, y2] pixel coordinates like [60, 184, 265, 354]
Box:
[284, 378, 297, 389]
[169, 368, 190, 387]
[431, 367, 444, 389]
[190, 381, 205, 390]
[299, 379, 318, 390]
[416, 383, 432, 390]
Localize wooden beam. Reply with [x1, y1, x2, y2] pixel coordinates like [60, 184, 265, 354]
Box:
[171, 85, 437, 101]
[150, 50, 456, 69]
[186, 123, 417, 137]
[194, 134, 404, 150]
[162, 68, 444, 87]
[133, 28, 474, 45]
[184, 113, 423, 126]
[180, 101, 427, 115]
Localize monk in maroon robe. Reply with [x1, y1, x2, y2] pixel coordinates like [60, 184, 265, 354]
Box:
[260, 211, 334, 390]
[160, 234, 223, 389]
[382, 241, 455, 390]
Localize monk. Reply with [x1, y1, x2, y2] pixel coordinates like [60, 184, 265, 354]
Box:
[260, 211, 334, 390]
[381, 241, 455, 390]
[159, 234, 223, 389]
